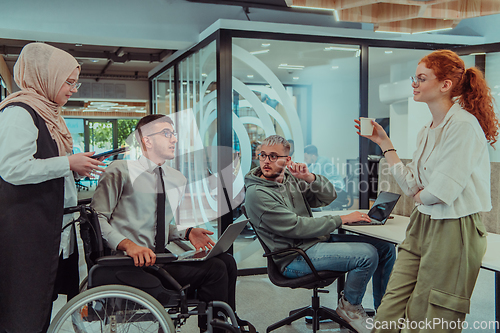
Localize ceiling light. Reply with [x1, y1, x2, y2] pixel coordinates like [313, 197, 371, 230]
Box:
[91, 59, 99, 63]
[250, 49, 270, 55]
[182, 82, 188, 85]
[470, 52, 486, 56]
[278, 64, 304, 70]
[201, 73, 208, 77]
[247, 75, 254, 78]
[385, 51, 393, 54]
[290, 5, 334, 12]
[75, 43, 83, 47]
[331, 66, 339, 70]
[293, 77, 299, 80]
[375, 30, 411, 35]
[261, 43, 270, 47]
[412, 27, 453, 34]
[324, 46, 359, 52]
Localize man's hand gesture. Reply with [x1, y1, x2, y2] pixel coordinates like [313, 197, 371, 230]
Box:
[188, 228, 216, 251]
[287, 162, 316, 183]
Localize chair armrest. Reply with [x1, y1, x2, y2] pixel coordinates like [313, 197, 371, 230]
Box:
[95, 255, 135, 266]
[95, 253, 178, 266]
[78, 198, 92, 206]
[264, 247, 323, 281]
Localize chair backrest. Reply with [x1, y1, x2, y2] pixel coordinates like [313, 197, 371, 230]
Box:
[64, 204, 105, 269]
[242, 205, 342, 289]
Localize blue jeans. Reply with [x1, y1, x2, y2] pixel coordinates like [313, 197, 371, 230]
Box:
[283, 234, 396, 309]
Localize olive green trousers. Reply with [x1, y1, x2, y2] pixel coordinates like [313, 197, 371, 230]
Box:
[370, 209, 487, 333]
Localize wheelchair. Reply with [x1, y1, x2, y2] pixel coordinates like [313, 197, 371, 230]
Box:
[48, 204, 241, 333]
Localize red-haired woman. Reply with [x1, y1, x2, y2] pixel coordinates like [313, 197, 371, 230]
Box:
[357, 49, 499, 332]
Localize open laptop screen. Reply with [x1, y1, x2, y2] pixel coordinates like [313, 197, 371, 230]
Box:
[368, 191, 401, 222]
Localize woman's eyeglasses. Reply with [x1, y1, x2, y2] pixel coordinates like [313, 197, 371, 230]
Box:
[147, 129, 178, 139]
[65, 81, 82, 90]
[410, 76, 437, 88]
[258, 153, 288, 162]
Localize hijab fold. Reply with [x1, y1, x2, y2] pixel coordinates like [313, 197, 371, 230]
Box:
[0, 43, 79, 156]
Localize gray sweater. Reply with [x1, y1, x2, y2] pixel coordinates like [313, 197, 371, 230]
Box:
[244, 167, 342, 272]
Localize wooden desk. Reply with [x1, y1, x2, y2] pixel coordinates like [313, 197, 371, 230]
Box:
[314, 210, 500, 331]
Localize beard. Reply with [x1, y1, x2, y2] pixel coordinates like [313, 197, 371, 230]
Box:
[261, 167, 284, 180]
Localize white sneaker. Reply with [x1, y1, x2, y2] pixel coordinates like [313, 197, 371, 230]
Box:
[336, 292, 370, 333]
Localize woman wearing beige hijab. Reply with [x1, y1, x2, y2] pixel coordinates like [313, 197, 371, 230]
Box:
[0, 43, 105, 333]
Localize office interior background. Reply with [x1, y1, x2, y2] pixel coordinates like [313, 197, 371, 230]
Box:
[2, 1, 500, 331]
[2, 0, 500, 270]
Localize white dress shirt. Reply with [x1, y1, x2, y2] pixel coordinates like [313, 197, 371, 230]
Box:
[91, 155, 188, 251]
[390, 103, 492, 219]
[0, 105, 77, 258]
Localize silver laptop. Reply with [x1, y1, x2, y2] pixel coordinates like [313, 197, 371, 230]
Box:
[176, 219, 249, 262]
[346, 191, 401, 225]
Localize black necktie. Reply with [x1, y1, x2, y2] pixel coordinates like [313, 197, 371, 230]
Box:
[155, 167, 166, 253]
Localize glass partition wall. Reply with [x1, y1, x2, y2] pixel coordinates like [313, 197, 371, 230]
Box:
[153, 41, 220, 236]
[151, 29, 474, 273]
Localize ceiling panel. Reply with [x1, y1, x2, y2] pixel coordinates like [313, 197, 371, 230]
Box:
[0, 38, 175, 81]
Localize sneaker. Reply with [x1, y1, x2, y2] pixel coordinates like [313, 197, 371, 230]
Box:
[335, 292, 370, 333]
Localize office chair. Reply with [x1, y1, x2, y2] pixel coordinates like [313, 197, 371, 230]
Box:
[241, 204, 354, 333]
[256, 234, 355, 333]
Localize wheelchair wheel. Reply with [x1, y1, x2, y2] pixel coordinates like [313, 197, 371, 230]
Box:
[78, 276, 88, 293]
[48, 284, 175, 333]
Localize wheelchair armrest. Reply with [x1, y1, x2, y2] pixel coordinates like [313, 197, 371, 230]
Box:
[95, 255, 135, 266]
[95, 253, 178, 266]
[264, 247, 323, 281]
[78, 198, 92, 206]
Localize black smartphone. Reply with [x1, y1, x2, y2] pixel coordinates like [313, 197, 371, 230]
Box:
[90, 147, 129, 159]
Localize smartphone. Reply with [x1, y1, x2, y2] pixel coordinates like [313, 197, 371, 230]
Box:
[90, 147, 129, 159]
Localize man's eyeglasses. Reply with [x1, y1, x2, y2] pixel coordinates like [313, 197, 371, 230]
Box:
[65, 81, 82, 90]
[147, 129, 177, 139]
[258, 153, 288, 162]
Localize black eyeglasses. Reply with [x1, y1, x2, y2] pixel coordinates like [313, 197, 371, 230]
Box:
[258, 152, 288, 162]
[147, 129, 177, 139]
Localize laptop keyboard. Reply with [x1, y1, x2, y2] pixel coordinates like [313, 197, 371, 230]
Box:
[368, 218, 384, 225]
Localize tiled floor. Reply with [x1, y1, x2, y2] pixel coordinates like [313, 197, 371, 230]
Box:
[52, 266, 497, 333]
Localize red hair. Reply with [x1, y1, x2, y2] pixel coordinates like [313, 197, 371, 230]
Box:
[419, 50, 499, 146]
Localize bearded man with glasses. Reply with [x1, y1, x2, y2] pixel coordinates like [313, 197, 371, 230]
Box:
[244, 135, 395, 333]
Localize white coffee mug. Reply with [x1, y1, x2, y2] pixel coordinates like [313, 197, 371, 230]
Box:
[360, 117, 375, 136]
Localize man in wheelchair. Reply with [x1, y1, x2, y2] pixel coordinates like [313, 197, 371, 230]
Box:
[90, 114, 254, 333]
